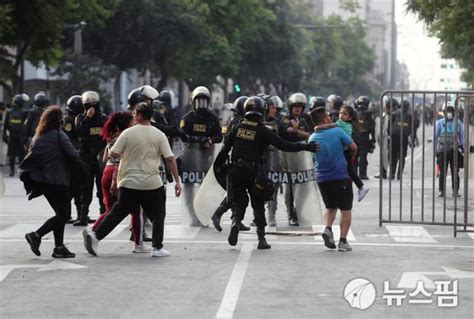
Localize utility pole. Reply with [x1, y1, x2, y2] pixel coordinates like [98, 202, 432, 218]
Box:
[390, 0, 397, 89]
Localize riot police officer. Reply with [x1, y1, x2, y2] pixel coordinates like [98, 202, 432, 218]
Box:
[74, 91, 107, 226]
[215, 96, 319, 249]
[309, 96, 326, 111]
[63, 95, 84, 223]
[23, 92, 48, 149]
[389, 100, 412, 179]
[179, 86, 223, 225]
[263, 95, 285, 227]
[354, 96, 376, 179]
[156, 90, 177, 126]
[280, 93, 313, 226]
[3, 94, 28, 176]
[211, 96, 251, 232]
[327, 94, 343, 123]
[375, 97, 398, 179]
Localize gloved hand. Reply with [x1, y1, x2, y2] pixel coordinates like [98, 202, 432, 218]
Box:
[199, 137, 212, 149]
[304, 142, 320, 152]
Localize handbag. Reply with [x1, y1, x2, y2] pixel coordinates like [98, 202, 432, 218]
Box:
[458, 151, 464, 169]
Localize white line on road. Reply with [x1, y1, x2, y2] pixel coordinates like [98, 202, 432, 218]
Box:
[215, 243, 253, 319]
[386, 225, 437, 243]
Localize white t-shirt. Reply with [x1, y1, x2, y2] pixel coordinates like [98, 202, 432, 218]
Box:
[111, 124, 173, 190]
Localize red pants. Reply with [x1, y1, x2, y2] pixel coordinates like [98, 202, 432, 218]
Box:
[93, 164, 143, 245]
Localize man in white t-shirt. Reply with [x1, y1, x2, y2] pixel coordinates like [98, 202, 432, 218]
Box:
[84, 102, 182, 257]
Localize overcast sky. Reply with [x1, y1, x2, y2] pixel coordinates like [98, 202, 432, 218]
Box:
[395, 0, 458, 89]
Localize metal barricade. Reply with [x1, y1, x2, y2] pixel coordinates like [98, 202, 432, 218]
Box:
[378, 91, 473, 237]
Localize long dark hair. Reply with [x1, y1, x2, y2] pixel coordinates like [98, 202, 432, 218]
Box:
[34, 106, 62, 137]
[341, 105, 362, 134]
[101, 112, 133, 142]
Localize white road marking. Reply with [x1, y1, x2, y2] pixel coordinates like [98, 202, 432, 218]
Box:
[215, 243, 253, 319]
[164, 225, 200, 239]
[386, 225, 437, 243]
[0, 223, 41, 238]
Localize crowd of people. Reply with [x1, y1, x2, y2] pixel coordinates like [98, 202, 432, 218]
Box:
[0, 86, 465, 258]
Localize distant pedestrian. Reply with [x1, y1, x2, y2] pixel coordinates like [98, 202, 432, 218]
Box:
[21, 106, 85, 258]
[309, 107, 357, 252]
[83, 102, 181, 257]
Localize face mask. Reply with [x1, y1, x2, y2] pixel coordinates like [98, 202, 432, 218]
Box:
[446, 113, 453, 120]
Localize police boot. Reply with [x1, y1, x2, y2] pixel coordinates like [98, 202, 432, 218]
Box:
[228, 218, 240, 246]
[73, 208, 89, 226]
[211, 204, 227, 232]
[257, 228, 271, 250]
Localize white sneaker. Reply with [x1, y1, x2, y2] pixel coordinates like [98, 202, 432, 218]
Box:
[151, 247, 170, 257]
[358, 186, 369, 202]
[133, 244, 152, 253]
[83, 229, 99, 256]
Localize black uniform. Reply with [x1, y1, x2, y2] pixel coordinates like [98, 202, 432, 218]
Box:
[354, 108, 376, 179]
[62, 109, 82, 220]
[23, 106, 45, 148]
[215, 118, 314, 248]
[389, 109, 412, 179]
[180, 108, 222, 145]
[3, 106, 26, 175]
[75, 112, 107, 222]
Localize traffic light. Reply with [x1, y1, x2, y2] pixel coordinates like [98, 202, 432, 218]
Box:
[234, 83, 241, 93]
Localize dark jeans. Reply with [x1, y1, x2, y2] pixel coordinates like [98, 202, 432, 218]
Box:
[390, 135, 409, 178]
[437, 150, 460, 193]
[94, 187, 166, 249]
[35, 183, 71, 247]
[344, 150, 363, 189]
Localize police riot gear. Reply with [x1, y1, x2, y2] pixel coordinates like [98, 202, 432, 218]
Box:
[214, 105, 318, 248]
[327, 94, 343, 123]
[309, 96, 326, 111]
[389, 102, 412, 179]
[287, 93, 307, 113]
[3, 96, 27, 175]
[23, 92, 49, 147]
[355, 96, 370, 110]
[74, 91, 107, 225]
[231, 96, 248, 117]
[66, 95, 84, 116]
[33, 92, 48, 108]
[268, 96, 283, 111]
[191, 86, 210, 111]
[244, 96, 265, 119]
[354, 100, 376, 179]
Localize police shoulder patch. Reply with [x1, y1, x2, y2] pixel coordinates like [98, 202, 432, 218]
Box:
[64, 123, 72, 132]
[179, 119, 185, 128]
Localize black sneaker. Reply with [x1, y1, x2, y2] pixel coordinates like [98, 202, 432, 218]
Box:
[25, 232, 41, 256]
[73, 218, 88, 226]
[212, 214, 222, 232]
[239, 223, 250, 231]
[52, 245, 76, 258]
[228, 222, 240, 246]
[257, 238, 271, 249]
[288, 218, 299, 226]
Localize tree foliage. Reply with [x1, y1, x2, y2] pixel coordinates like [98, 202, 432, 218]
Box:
[406, 0, 474, 88]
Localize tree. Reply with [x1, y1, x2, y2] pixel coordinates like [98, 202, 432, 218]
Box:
[406, 0, 474, 88]
[0, 0, 118, 96]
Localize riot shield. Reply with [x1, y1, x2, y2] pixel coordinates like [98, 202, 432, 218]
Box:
[180, 143, 216, 226]
[280, 151, 323, 226]
[193, 159, 227, 226]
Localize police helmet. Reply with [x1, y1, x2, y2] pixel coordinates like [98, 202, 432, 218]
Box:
[401, 100, 410, 111]
[81, 91, 100, 108]
[244, 96, 265, 119]
[327, 94, 343, 110]
[355, 96, 370, 109]
[66, 95, 84, 115]
[231, 96, 248, 116]
[34, 92, 49, 108]
[383, 96, 399, 109]
[127, 85, 159, 109]
[269, 96, 283, 110]
[12, 93, 30, 108]
[191, 86, 210, 110]
[158, 90, 172, 106]
[309, 96, 326, 111]
[287, 93, 307, 113]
